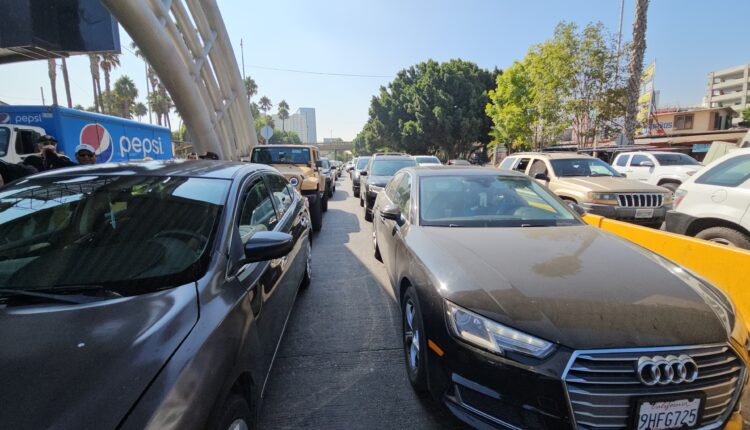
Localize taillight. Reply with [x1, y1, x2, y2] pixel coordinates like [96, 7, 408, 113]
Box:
[674, 190, 687, 209]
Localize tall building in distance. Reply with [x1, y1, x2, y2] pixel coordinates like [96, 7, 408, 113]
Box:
[271, 107, 317, 144]
[705, 64, 750, 124]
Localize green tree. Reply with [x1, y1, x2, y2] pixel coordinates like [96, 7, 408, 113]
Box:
[148, 91, 173, 127]
[269, 130, 302, 145]
[73, 104, 85, 111]
[244, 76, 258, 102]
[258, 96, 272, 115]
[254, 114, 275, 144]
[486, 61, 534, 151]
[111, 76, 139, 118]
[742, 107, 750, 124]
[99, 53, 121, 114]
[133, 102, 148, 121]
[360, 59, 495, 158]
[277, 99, 290, 131]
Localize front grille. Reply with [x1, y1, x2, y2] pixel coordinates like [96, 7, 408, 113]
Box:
[564, 344, 745, 429]
[616, 193, 663, 208]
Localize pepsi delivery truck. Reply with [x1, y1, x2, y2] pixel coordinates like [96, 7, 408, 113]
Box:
[0, 105, 172, 164]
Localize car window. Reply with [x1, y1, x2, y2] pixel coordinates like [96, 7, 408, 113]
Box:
[528, 160, 548, 177]
[238, 179, 277, 243]
[695, 154, 750, 188]
[614, 154, 629, 167]
[498, 157, 516, 170]
[251, 147, 310, 164]
[395, 173, 412, 219]
[550, 158, 621, 177]
[416, 156, 441, 164]
[370, 159, 417, 176]
[266, 174, 294, 218]
[630, 154, 650, 166]
[653, 153, 701, 166]
[0, 126, 10, 157]
[356, 157, 371, 170]
[513, 158, 531, 173]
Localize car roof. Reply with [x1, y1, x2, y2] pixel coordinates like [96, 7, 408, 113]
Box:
[508, 152, 595, 160]
[616, 151, 682, 156]
[29, 160, 275, 180]
[370, 155, 414, 161]
[404, 166, 528, 178]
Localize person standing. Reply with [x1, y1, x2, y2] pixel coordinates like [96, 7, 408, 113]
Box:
[22, 135, 75, 172]
[74, 144, 97, 165]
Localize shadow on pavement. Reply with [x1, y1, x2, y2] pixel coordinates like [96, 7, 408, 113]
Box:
[258, 177, 466, 430]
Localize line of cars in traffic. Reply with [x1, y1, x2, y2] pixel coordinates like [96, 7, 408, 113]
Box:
[347, 152, 749, 429]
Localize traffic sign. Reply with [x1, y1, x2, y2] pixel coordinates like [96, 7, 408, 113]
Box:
[261, 125, 274, 140]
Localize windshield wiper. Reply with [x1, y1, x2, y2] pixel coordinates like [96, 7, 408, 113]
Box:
[0, 285, 122, 305]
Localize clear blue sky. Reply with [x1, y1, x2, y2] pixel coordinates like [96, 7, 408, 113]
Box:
[1, 0, 748, 141]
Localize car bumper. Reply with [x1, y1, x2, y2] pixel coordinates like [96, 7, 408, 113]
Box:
[365, 190, 381, 210]
[580, 203, 671, 226]
[664, 210, 695, 235]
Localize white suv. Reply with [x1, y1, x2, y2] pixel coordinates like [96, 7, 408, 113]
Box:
[664, 148, 750, 249]
[611, 151, 703, 192]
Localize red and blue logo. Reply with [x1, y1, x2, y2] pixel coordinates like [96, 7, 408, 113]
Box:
[80, 123, 114, 163]
[0, 113, 9, 124]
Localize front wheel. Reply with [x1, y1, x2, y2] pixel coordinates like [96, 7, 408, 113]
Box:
[210, 393, 252, 430]
[301, 236, 312, 288]
[322, 191, 328, 212]
[402, 287, 428, 393]
[695, 226, 750, 249]
[353, 188, 360, 198]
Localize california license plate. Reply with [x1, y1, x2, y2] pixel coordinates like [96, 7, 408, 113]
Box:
[635, 208, 655, 219]
[635, 397, 702, 430]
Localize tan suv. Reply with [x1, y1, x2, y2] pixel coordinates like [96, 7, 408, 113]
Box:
[250, 144, 327, 231]
[499, 152, 673, 227]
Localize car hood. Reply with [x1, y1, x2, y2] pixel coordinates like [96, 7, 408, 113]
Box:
[408, 225, 729, 349]
[0, 283, 199, 429]
[366, 175, 390, 187]
[273, 163, 314, 179]
[557, 176, 668, 192]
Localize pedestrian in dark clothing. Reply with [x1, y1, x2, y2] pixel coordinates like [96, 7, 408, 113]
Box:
[199, 151, 219, 160]
[22, 135, 75, 172]
[0, 160, 37, 187]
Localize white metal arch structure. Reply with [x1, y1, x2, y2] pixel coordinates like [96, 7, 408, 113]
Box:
[101, 0, 257, 160]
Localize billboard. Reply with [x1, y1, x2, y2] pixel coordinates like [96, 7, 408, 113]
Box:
[637, 61, 656, 136]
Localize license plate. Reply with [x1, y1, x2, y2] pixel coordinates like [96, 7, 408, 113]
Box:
[635, 208, 654, 219]
[635, 397, 702, 430]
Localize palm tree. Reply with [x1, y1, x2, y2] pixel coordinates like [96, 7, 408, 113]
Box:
[277, 99, 290, 132]
[243, 76, 258, 102]
[131, 42, 158, 123]
[112, 76, 138, 118]
[47, 59, 58, 105]
[99, 53, 121, 114]
[133, 102, 148, 121]
[60, 58, 73, 108]
[88, 54, 102, 113]
[624, 0, 650, 144]
[258, 96, 272, 115]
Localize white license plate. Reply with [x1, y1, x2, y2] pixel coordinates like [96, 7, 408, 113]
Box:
[635, 208, 655, 219]
[636, 397, 701, 430]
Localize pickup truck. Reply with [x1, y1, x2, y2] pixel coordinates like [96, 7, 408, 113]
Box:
[611, 151, 702, 192]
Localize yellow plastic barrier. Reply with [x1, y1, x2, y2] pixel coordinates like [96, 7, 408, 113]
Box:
[584, 214, 750, 330]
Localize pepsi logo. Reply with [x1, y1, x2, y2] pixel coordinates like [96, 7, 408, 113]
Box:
[0, 113, 9, 124]
[80, 123, 114, 163]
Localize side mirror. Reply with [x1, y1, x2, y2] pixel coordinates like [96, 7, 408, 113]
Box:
[243, 231, 294, 263]
[533, 172, 550, 182]
[380, 204, 402, 222]
[360, 170, 368, 176]
[639, 160, 654, 167]
[315, 160, 324, 168]
[566, 202, 586, 217]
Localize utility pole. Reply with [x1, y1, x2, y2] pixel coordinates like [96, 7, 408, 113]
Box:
[145, 62, 153, 124]
[40, 87, 45, 105]
[240, 38, 246, 81]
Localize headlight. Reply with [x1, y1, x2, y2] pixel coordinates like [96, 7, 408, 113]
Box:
[662, 192, 674, 205]
[588, 192, 618, 205]
[369, 185, 384, 193]
[445, 301, 554, 358]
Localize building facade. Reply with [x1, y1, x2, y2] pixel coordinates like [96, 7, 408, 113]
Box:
[705, 64, 750, 124]
[271, 107, 317, 144]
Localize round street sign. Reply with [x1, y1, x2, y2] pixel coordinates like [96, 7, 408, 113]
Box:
[261, 125, 274, 140]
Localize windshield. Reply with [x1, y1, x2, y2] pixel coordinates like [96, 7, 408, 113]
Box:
[416, 156, 441, 165]
[356, 157, 371, 169]
[320, 159, 330, 169]
[653, 153, 701, 166]
[550, 158, 622, 177]
[0, 126, 9, 157]
[0, 175, 229, 293]
[420, 175, 579, 227]
[370, 159, 416, 176]
[251, 147, 311, 164]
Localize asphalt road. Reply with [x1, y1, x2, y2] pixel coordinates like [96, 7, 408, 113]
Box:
[257, 174, 466, 429]
[258, 173, 750, 429]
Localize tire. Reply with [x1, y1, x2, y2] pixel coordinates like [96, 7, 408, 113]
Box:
[359, 194, 364, 207]
[301, 236, 312, 288]
[327, 181, 333, 198]
[402, 287, 428, 393]
[660, 182, 680, 193]
[364, 205, 373, 222]
[373, 229, 382, 262]
[353, 188, 360, 198]
[210, 393, 252, 430]
[310, 196, 322, 232]
[695, 227, 750, 250]
[321, 191, 328, 212]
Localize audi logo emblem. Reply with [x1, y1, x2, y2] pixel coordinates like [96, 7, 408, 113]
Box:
[289, 177, 299, 187]
[636, 355, 698, 386]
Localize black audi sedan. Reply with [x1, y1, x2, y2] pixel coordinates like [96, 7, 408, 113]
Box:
[360, 154, 416, 222]
[0, 161, 312, 430]
[372, 166, 748, 430]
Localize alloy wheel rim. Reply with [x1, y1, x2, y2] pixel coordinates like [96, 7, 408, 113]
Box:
[227, 418, 248, 430]
[404, 300, 420, 373]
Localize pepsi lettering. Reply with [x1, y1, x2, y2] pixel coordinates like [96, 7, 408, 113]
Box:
[119, 136, 164, 158]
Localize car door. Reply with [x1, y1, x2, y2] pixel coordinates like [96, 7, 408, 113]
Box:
[229, 174, 294, 378]
[612, 153, 630, 175]
[377, 172, 406, 270]
[390, 173, 414, 286]
[690, 154, 750, 224]
[627, 153, 654, 182]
